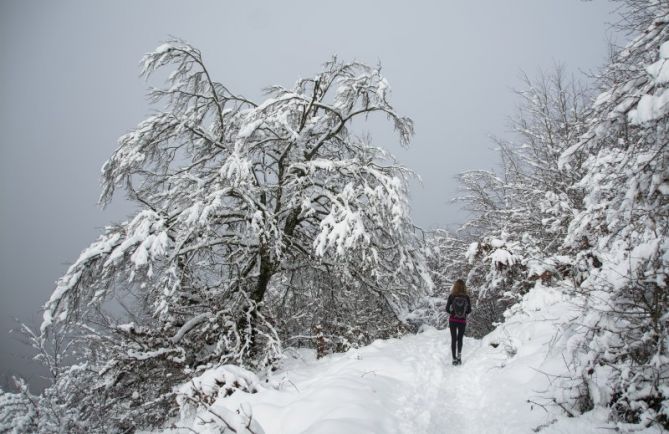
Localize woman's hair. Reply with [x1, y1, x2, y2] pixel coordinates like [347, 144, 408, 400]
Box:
[452, 279, 467, 295]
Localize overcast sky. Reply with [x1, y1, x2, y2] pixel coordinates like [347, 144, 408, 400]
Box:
[0, 0, 619, 390]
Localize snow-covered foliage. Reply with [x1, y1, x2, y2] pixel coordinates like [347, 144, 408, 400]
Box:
[26, 40, 429, 432]
[423, 230, 469, 295]
[0, 379, 38, 434]
[555, 2, 669, 427]
[433, 67, 591, 338]
[456, 67, 588, 246]
[171, 365, 265, 434]
[456, 68, 589, 297]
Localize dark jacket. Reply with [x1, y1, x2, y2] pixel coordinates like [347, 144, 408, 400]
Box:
[446, 294, 472, 324]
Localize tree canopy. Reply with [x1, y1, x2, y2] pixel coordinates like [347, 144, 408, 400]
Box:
[35, 40, 429, 430]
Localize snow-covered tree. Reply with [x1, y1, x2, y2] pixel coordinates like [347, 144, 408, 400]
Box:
[556, 2, 669, 427]
[498, 68, 589, 249]
[33, 40, 429, 431]
[451, 68, 590, 325]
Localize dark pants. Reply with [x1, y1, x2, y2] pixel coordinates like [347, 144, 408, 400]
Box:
[449, 322, 466, 359]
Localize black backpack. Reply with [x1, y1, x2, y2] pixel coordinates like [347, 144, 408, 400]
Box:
[452, 296, 468, 319]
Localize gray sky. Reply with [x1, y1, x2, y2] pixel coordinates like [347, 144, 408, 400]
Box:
[0, 0, 617, 390]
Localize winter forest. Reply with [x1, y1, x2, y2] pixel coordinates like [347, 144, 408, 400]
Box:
[1, 1, 668, 433]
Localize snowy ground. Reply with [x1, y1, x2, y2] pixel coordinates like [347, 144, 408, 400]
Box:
[159, 286, 663, 433]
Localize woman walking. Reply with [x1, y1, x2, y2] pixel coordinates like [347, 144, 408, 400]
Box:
[446, 279, 472, 365]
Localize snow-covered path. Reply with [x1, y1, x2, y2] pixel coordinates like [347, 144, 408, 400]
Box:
[381, 329, 536, 434]
[201, 327, 552, 434]
[393, 330, 480, 434]
[421, 337, 482, 433]
[163, 286, 632, 434]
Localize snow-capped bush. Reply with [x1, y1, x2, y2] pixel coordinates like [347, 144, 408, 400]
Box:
[555, 2, 669, 428]
[176, 365, 261, 418]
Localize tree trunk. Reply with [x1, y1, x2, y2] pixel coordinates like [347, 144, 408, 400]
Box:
[245, 207, 300, 353]
[242, 247, 274, 355]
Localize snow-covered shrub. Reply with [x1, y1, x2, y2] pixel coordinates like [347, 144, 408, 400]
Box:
[175, 365, 260, 417]
[466, 296, 509, 339]
[465, 235, 528, 297]
[555, 2, 669, 428]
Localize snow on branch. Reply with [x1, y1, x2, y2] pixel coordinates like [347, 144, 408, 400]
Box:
[38, 39, 429, 431]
